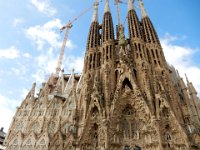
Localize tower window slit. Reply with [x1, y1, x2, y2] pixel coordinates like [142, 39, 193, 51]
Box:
[151, 49, 155, 58]
[145, 20, 151, 42]
[147, 49, 151, 63]
[96, 53, 99, 67]
[106, 46, 109, 60]
[110, 45, 112, 59]
[99, 52, 102, 66]
[138, 43, 141, 52]
[103, 48, 105, 64]
[156, 49, 159, 58]
[89, 54, 92, 69]
[99, 52, 101, 66]
[134, 43, 137, 51]
[93, 53, 96, 68]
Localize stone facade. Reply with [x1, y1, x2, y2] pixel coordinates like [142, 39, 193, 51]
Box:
[4, 0, 200, 149]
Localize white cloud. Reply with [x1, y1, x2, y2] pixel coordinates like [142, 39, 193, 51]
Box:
[21, 88, 29, 98]
[0, 94, 19, 132]
[65, 56, 84, 73]
[12, 18, 24, 27]
[30, 0, 56, 17]
[0, 46, 20, 59]
[26, 19, 62, 49]
[26, 19, 76, 51]
[161, 34, 200, 94]
[23, 53, 31, 58]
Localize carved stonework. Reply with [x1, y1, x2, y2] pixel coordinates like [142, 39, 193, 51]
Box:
[4, 0, 199, 149]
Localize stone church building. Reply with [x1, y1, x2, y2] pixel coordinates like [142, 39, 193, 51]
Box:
[4, 0, 200, 149]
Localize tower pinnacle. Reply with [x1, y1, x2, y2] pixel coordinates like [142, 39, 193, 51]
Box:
[128, 0, 134, 11]
[138, 0, 148, 18]
[185, 74, 190, 83]
[104, 0, 111, 13]
[91, 1, 99, 22]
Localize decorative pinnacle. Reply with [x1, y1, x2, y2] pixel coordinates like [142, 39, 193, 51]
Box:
[72, 68, 75, 74]
[185, 74, 190, 83]
[128, 0, 135, 11]
[104, 0, 111, 13]
[91, 1, 99, 22]
[138, 0, 148, 18]
[176, 69, 180, 78]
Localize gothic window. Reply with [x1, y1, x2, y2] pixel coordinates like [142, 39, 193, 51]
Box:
[121, 119, 130, 138]
[165, 132, 172, 148]
[131, 122, 139, 139]
[91, 106, 99, 119]
[90, 123, 99, 149]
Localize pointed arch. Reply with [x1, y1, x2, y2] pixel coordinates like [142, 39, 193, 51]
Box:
[122, 78, 133, 90]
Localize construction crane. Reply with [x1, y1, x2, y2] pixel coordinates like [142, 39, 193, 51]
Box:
[49, 0, 101, 86]
[114, 0, 122, 26]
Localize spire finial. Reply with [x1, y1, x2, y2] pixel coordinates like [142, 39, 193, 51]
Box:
[138, 0, 148, 18]
[72, 68, 75, 74]
[176, 69, 180, 78]
[104, 0, 110, 13]
[185, 74, 190, 83]
[128, 0, 135, 11]
[91, 1, 99, 22]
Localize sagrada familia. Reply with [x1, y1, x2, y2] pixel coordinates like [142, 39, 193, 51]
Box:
[4, 0, 200, 149]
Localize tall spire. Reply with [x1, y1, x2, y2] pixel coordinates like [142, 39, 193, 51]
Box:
[128, 0, 134, 11]
[138, 0, 148, 18]
[91, 1, 99, 22]
[127, 0, 142, 39]
[104, 0, 110, 13]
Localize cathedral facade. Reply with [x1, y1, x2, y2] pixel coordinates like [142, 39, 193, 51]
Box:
[4, 0, 200, 149]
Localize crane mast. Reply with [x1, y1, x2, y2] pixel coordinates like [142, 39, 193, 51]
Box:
[50, 0, 100, 86]
[115, 0, 122, 26]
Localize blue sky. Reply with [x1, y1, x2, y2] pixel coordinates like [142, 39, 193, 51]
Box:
[0, 0, 200, 132]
